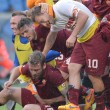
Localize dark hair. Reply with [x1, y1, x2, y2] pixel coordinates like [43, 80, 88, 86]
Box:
[28, 50, 45, 66]
[17, 18, 33, 30]
[31, 6, 42, 22]
[12, 11, 27, 17]
[53, 0, 59, 3]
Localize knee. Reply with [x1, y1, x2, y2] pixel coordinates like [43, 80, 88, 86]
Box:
[0, 88, 11, 97]
[23, 105, 30, 110]
[23, 104, 41, 110]
[68, 63, 81, 74]
[0, 88, 11, 105]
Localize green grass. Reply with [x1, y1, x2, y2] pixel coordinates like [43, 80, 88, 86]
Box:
[0, 103, 22, 110]
[0, 105, 6, 110]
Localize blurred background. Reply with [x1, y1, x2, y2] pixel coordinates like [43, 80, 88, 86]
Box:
[0, 0, 28, 85]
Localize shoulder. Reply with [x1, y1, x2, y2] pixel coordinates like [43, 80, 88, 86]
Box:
[21, 63, 30, 75]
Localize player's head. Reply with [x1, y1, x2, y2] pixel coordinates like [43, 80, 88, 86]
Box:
[28, 50, 46, 80]
[10, 11, 27, 35]
[31, 6, 55, 28]
[17, 18, 37, 41]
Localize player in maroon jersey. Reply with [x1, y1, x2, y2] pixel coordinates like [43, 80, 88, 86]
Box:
[0, 50, 69, 110]
[17, 17, 73, 68]
[17, 17, 73, 58]
[0, 50, 96, 110]
[91, 0, 110, 20]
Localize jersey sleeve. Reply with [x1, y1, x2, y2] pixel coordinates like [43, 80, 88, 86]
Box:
[20, 64, 31, 77]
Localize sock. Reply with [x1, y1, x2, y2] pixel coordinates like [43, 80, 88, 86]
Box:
[80, 86, 89, 95]
[67, 85, 79, 105]
[102, 74, 110, 89]
[102, 74, 110, 104]
[95, 91, 105, 110]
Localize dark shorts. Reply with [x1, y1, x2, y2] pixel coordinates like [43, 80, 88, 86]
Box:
[21, 88, 65, 110]
[21, 88, 44, 108]
[70, 29, 110, 76]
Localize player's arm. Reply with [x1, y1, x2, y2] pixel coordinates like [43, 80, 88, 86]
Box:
[66, 10, 89, 47]
[71, 10, 89, 38]
[43, 31, 58, 56]
[57, 81, 69, 103]
[34, 94, 46, 104]
[9, 66, 21, 82]
[34, 93, 64, 105]
[43, 96, 65, 105]
[4, 66, 21, 88]
[34, 94, 65, 105]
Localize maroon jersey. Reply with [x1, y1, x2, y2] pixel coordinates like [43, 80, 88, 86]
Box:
[91, 0, 110, 19]
[30, 25, 50, 51]
[30, 25, 73, 58]
[21, 64, 66, 99]
[82, 0, 94, 13]
[55, 54, 66, 68]
[53, 29, 73, 57]
[59, 57, 70, 74]
[21, 88, 65, 110]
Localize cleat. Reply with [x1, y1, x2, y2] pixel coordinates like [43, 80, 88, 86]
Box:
[84, 89, 95, 110]
[58, 103, 80, 110]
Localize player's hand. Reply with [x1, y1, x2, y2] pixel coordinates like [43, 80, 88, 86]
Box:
[42, 51, 47, 57]
[66, 36, 76, 48]
[23, 10, 32, 18]
[4, 80, 13, 89]
[38, 3, 49, 13]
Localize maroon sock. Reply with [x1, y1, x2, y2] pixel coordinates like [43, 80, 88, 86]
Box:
[78, 86, 89, 104]
[102, 74, 110, 104]
[102, 74, 110, 89]
[80, 85, 88, 95]
[95, 92, 105, 110]
[105, 90, 110, 109]
[67, 85, 79, 105]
